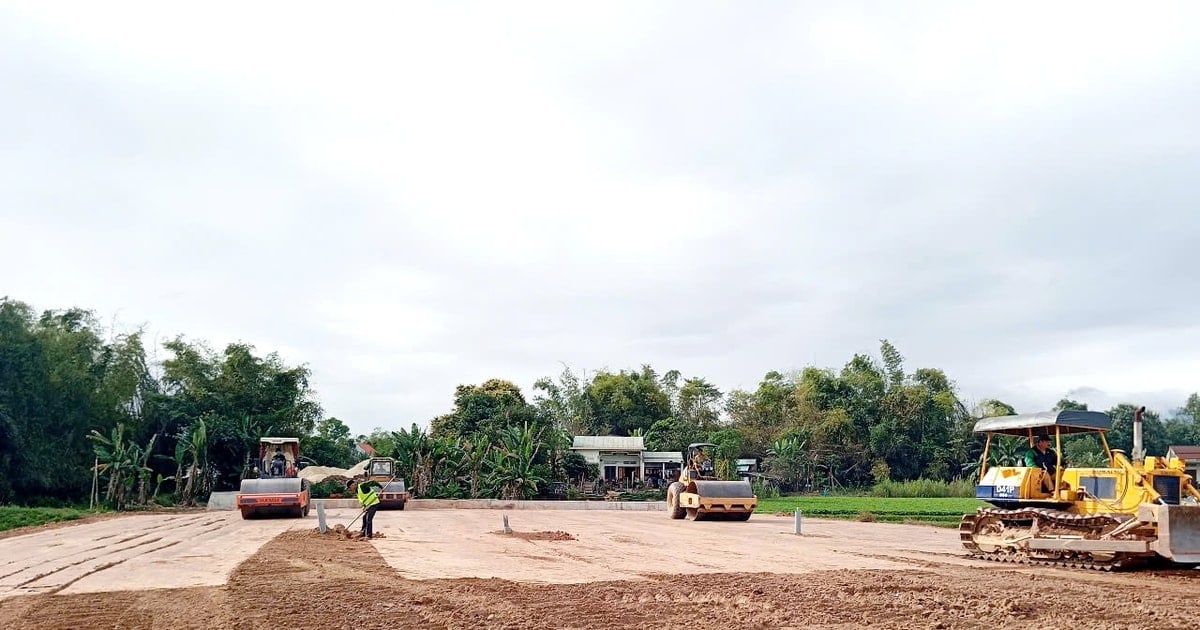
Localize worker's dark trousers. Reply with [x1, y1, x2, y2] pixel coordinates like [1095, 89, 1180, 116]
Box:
[362, 505, 378, 538]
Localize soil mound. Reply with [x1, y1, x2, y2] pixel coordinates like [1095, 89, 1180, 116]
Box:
[493, 530, 576, 541]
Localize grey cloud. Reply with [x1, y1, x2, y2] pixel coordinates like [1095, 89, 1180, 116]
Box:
[3, 5, 1199, 436]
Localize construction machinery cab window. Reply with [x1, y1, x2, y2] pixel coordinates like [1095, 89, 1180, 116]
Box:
[1079, 476, 1117, 500]
[370, 460, 392, 476]
[1152, 476, 1182, 505]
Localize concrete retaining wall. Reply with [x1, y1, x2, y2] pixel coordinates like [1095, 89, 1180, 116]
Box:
[206, 491, 239, 511]
[311, 498, 666, 511]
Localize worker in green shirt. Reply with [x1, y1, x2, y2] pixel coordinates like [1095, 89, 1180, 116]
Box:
[1025, 435, 1058, 493]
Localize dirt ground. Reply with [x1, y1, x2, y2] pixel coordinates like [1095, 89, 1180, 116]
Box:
[2, 509, 1198, 629]
[0, 511, 305, 598]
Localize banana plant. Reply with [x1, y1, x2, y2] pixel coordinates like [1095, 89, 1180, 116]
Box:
[484, 422, 548, 500]
[134, 433, 158, 505]
[88, 423, 137, 510]
[177, 416, 209, 506]
[457, 436, 492, 498]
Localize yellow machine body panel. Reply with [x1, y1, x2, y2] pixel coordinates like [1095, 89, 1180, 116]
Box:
[976, 453, 1200, 516]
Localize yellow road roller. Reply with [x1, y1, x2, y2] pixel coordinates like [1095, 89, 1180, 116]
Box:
[667, 442, 757, 521]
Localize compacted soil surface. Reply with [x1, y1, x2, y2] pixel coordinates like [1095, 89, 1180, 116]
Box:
[1, 509, 1197, 629]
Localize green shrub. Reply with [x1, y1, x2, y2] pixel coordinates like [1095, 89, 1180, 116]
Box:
[751, 479, 780, 499]
[308, 479, 346, 499]
[619, 489, 666, 502]
[870, 478, 975, 498]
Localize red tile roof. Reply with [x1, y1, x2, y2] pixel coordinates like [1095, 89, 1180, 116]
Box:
[357, 442, 376, 456]
[1168, 445, 1200, 460]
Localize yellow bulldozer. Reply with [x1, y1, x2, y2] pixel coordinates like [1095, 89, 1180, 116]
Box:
[666, 443, 758, 521]
[961, 407, 1200, 570]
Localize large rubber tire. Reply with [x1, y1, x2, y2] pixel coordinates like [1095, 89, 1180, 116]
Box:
[685, 508, 701, 521]
[239, 507, 255, 520]
[397, 500, 405, 511]
[667, 482, 686, 519]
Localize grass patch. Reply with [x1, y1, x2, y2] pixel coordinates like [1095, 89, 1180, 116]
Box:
[0, 506, 96, 532]
[871, 478, 976, 498]
[755, 496, 983, 528]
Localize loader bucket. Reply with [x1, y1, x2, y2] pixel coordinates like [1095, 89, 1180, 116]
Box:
[1150, 504, 1200, 564]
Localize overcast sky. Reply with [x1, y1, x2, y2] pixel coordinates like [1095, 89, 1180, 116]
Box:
[3, 2, 1199, 436]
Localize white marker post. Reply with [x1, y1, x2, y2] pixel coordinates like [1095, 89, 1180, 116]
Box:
[794, 509, 802, 535]
[316, 502, 327, 534]
[503, 514, 512, 534]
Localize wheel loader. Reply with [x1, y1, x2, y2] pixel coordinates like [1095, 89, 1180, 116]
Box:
[235, 437, 311, 519]
[961, 407, 1200, 570]
[666, 443, 758, 521]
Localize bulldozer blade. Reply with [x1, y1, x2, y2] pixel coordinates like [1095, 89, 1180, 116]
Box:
[1148, 504, 1200, 564]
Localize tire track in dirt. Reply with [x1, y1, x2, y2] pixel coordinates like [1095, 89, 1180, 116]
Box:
[0, 513, 215, 573]
[1, 535, 167, 583]
[10, 537, 172, 589]
[49, 540, 182, 595]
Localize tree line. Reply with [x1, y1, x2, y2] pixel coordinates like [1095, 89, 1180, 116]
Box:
[2, 296, 1198, 506]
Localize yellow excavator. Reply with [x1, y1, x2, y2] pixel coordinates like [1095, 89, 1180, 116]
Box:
[961, 407, 1200, 570]
[667, 443, 758, 521]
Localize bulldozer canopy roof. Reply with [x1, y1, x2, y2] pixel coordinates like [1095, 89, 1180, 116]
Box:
[972, 410, 1112, 437]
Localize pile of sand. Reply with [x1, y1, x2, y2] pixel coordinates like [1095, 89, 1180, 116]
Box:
[298, 460, 372, 485]
[298, 466, 350, 484]
[319, 525, 388, 542]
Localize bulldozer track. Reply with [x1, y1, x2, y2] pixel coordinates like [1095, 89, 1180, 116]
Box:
[959, 510, 1145, 572]
[963, 548, 1137, 572]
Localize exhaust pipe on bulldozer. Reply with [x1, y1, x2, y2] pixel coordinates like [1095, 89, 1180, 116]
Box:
[1133, 405, 1146, 463]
